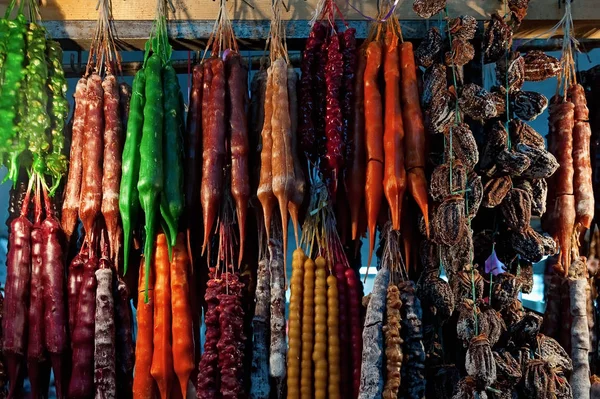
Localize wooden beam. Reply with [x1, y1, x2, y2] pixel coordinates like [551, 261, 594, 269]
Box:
[1, 0, 599, 50]
[1, 0, 598, 22]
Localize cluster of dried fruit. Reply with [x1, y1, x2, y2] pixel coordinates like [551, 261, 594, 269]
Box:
[409, 3, 575, 397]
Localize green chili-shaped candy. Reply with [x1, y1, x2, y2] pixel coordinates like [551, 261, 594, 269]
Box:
[0, 18, 11, 86]
[1, 14, 27, 181]
[120, 69, 146, 275]
[45, 40, 69, 190]
[24, 23, 50, 177]
[137, 54, 164, 300]
[160, 63, 184, 249]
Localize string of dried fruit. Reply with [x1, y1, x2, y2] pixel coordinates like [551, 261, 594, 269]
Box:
[249, 256, 271, 399]
[382, 285, 402, 399]
[269, 237, 287, 396]
[358, 267, 389, 399]
[398, 281, 426, 399]
[196, 278, 223, 399]
[216, 273, 246, 399]
[94, 241, 116, 399]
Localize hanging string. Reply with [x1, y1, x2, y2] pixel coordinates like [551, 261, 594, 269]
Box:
[346, 0, 399, 23]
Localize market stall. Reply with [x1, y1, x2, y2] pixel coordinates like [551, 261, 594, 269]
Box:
[1, 0, 600, 398]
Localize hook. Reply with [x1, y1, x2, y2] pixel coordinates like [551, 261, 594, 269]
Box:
[69, 51, 81, 75]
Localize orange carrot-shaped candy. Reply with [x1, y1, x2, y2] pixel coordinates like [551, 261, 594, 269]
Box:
[150, 233, 174, 399]
[133, 257, 157, 399]
[171, 234, 194, 397]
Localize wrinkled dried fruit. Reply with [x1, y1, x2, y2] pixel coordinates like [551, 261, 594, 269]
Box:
[516, 178, 547, 216]
[459, 83, 498, 121]
[540, 234, 557, 257]
[453, 376, 488, 399]
[480, 122, 509, 171]
[433, 196, 467, 245]
[430, 161, 468, 201]
[448, 15, 478, 41]
[501, 298, 524, 328]
[466, 174, 483, 218]
[423, 63, 447, 106]
[508, 0, 530, 25]
[536, 334, 573, 374]
[555, 374, 573, 399]
[493, 350, 522, 388]
[428, 89, 456, 134]
[512, 90, 548, 121]
[496, 52, 525, 92]
[524, 50, 561, 81]
[509, 118, 545, 149]
[452, 269, 484, 302]
[517, 144, 559, 179]
[420, 239, 439, 272]
[510, 227, 545, 263]
[510, 312, 543, 345]
[418, 274, 455, 322]
[445, 123, 479, 171]
[416, 27, 444, 68]
[491, 273, 522, 310]
[490, 88, 507, 116]
[483, 14, 513, 64]
[500, 188, 531, 232]
[465, 334, 497, 387]
[445, 39, 475, 67]
[482, 176, 513, 208]
[413, 0, 447, 18]
[479, 307, 507, 346]
[521, 359, 556, 399]
[456, 300, 483, 345]
[518, 261, 534, 294]
[441, 229, 473, 276]
[496, 149, 532, 177]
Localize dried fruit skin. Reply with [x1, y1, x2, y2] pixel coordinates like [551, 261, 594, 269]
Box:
[428, 90, 455, 134]
[466, 175, 482, 219]
[441, 229, 473, 276]
[479, 121, 508, 171]
[422, 63, 446, 107]
[465, 335, 497, 387]
[517, 144, 559, 179]
[512, 90, 548, 121]
[524, 50, 561, 81]
[510, 118, 545, 149]
[482, 176, 512, 208]
[445, 123, 478, 171]
[496, 52, 525, 92]
[433, 196, 467, 246]
[413, 0, 447, 19]
[452, 270, 484, 302]
[415, 27, 443, 68]
[500, 188, 532, 232]
[484, 14, 513, 64]
[417, 274, 455, 322]
[447, 15, 477, 41]
[495, 149, 532, 177]
[445, 39, 474, 67]
[458, 84, 497, 121]
[430, 161, 467, 202]
[491, 273, 522, 310]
